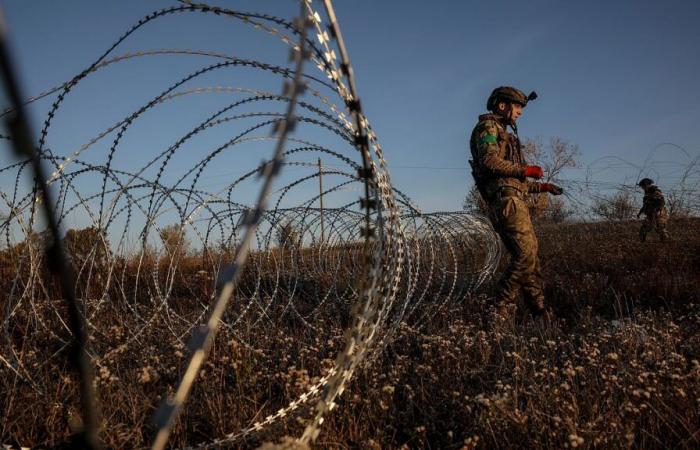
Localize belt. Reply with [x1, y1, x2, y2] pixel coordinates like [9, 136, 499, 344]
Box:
[497, 186, 525, 199]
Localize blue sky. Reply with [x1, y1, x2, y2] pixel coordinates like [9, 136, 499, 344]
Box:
[1, 0, 699, 213]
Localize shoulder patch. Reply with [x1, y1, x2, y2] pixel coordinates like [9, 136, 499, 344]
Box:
[477, 134, 498, 145]
[475, 120, 500, 146]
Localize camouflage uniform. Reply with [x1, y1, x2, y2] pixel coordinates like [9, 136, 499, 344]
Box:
[639, 184, 669, 242]
[469, 111, 548, 314]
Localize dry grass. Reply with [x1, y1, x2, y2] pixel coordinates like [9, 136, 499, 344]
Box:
[1, 218, 699, 449]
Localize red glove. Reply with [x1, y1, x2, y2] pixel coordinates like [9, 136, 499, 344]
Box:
[539, 183, 563, 195]
[523, 165, 544, 179]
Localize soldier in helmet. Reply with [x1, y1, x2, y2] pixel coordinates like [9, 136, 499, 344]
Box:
[469, 86, 563, 322]
[637, 178, 669, 242]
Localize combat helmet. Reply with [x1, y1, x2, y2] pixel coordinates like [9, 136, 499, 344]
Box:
[487, 86, 538, 111]
[638, 178, 654, 188]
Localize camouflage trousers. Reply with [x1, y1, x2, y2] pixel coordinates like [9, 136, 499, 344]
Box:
[488, 192, 545, 313]
[640, 208, 669, 242]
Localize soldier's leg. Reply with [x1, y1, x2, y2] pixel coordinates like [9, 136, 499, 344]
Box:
[639, 217, 652, 242]
[656, 210, 669, 242]
[492, 230, 520, 306]
[493, 198, 542, 310]
[486, 200, 519, 322]
[488, 230, 519, 326]
[523, 253, 545, 315]
[506, 201, 545, 314]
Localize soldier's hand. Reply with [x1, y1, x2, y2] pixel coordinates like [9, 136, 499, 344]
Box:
[523, 165, 544, 179]
[540, 183, 563, 195]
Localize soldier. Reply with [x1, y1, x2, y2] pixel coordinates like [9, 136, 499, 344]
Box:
[469, 86, 563, 322]
[637, 178, 669, 242]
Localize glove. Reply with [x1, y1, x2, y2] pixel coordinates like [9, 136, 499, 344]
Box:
[523, 165, 544, 179]
[539, 183, 563, 195]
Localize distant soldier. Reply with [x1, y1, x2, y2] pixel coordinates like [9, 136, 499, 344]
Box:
[637, 178, 669, 242]
[469, 86, 563, 322]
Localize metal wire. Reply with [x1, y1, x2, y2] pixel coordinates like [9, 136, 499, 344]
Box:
[2, 2, 699, 449]
[0, 7, 100, 449]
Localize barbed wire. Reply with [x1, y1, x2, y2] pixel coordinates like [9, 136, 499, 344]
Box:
[0, 6, 100, 448]
[3, 1, 696, 449]
[0, 1, 500, 448]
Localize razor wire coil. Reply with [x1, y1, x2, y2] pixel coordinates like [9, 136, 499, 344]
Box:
[0, 1, 503, 448]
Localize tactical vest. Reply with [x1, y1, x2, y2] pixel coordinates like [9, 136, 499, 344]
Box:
[643, 186, 665, 212]
[469, 113, 529, 201]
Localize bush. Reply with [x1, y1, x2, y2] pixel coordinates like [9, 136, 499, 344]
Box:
[591, 189, 637, 221]
[159, 223, 190, 258]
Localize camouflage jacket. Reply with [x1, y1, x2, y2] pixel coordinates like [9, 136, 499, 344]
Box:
[640, 185, 666, 215]
[469, 113, 541, 201]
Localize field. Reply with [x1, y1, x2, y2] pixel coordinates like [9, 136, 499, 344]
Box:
[1, 218, 700, 449]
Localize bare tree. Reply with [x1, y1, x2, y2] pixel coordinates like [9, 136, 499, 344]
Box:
[542, 137, 580, 182]
[65, 226, 110, 265]
[591, 189, 636, 221]
[666, 189, 693, 218]
[663, 155, 700, 218]
[159, 224, 190, 258]
[541, 196, 574, 223]
[522, 137, 580, 219]
[276, 220, 300, 251]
